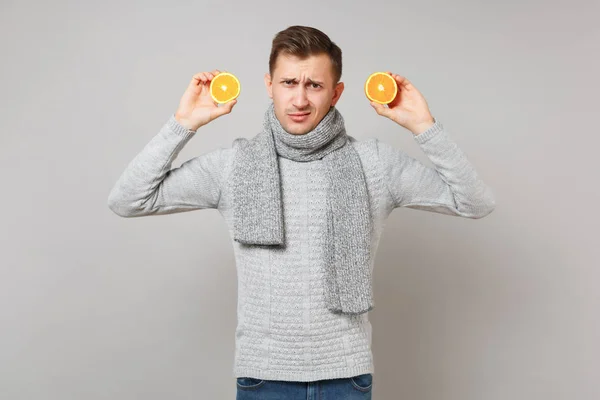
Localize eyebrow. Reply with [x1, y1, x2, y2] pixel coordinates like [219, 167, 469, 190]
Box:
[281, 77, 324, 85]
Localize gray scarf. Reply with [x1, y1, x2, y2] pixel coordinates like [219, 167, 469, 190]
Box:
[231, 102, 374, 315]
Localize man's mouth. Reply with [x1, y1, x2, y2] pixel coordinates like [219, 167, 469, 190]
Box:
[289, 112, 310, 122]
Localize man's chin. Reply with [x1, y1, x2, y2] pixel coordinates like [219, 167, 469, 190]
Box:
[283, 124, 312, 135]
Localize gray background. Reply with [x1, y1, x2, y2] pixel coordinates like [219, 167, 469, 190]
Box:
[1, 0, 598, 399]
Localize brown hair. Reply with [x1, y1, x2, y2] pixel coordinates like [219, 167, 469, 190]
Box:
[269, 25, 342, 85]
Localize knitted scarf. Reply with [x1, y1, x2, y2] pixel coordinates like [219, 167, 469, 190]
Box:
[231, 102, 374, 315]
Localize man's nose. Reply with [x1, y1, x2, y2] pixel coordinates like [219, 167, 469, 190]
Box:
[292, 86, 309, 109]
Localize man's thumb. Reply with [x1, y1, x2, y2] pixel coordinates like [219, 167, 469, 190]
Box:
[217, 99, 237, 117]
[370, 102, 391, 118]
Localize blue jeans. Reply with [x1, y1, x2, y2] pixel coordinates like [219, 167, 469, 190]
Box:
[236, 373, 373, 399]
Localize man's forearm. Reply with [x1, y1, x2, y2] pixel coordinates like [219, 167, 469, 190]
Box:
[107, 115, 196, 216]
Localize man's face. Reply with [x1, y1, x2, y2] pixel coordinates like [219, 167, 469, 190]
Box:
[264, 53, 344, 135]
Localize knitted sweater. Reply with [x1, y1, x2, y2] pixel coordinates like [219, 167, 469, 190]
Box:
[107, 113, 495, 382]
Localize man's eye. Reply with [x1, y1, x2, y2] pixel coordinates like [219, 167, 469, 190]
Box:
[284, 80, 295, 85]
[311, 83, 321, 88]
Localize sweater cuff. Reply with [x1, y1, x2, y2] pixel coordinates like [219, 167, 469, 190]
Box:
[167, 113, 197, 137]
[413, 117, 444, 144]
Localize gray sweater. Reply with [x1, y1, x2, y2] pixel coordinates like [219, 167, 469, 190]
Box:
[107, 113, 495, 382]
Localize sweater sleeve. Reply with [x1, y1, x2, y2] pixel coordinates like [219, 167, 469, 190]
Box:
[376, 119, 496, 219]
[107, 114, 226, 217]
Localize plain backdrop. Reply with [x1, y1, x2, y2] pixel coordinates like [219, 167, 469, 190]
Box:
[1, 0, 598, 399]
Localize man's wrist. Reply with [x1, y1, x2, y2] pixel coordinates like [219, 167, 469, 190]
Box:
[411, 117, 435, 136]
[174, 114, 200, 132]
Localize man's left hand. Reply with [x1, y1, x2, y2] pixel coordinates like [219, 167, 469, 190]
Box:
[370, 72, 435, 136]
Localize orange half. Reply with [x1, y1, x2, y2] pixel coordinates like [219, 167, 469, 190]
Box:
[364, 72, 398, 104]
[210, 72, 241, 104]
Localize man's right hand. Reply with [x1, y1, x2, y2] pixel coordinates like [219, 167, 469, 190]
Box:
[174, 70, 237, 131]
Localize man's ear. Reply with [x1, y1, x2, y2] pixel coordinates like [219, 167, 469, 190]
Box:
[331, 81, 345, 107]
[264, 73, 273, 99]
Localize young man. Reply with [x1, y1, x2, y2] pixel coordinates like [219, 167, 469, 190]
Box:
[108, 25, 495, 399]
